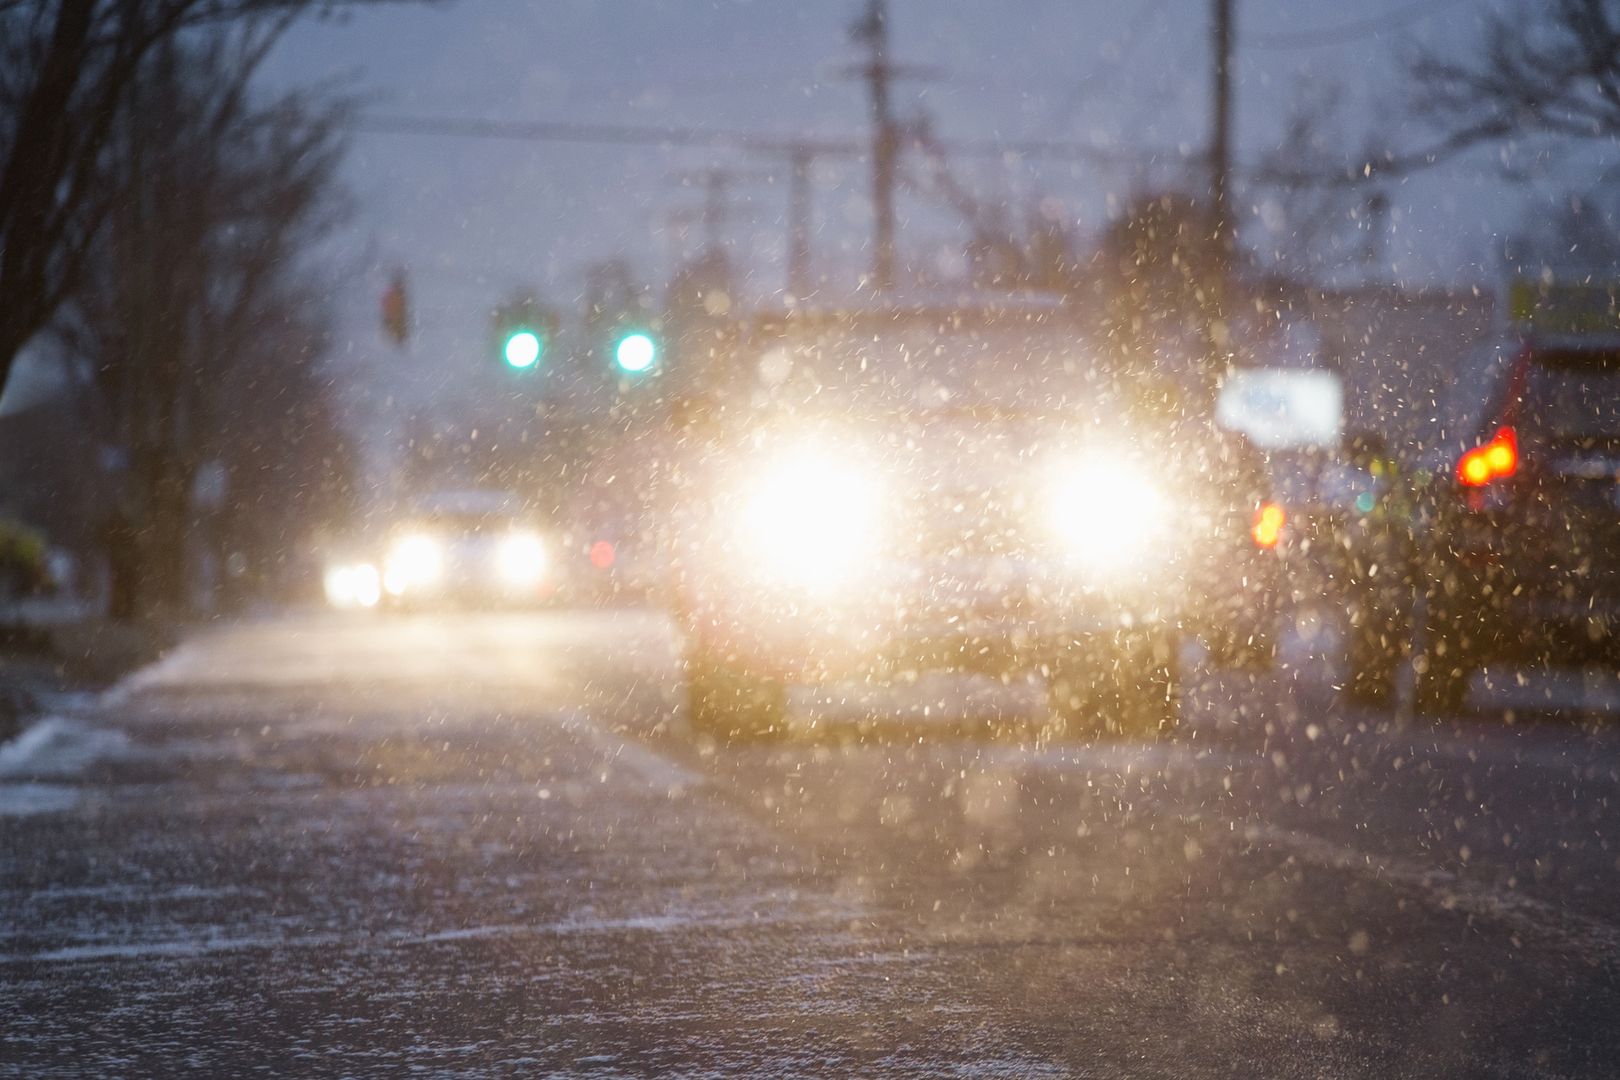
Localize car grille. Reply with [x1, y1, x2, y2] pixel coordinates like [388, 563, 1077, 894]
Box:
[907, 491, 1032, 558]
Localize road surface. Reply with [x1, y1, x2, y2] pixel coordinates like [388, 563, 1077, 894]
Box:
[4, 609, 1619, 1076]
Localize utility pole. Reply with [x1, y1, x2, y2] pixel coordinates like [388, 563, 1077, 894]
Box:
[747, 139, 849, 299]
[1202, 0, 1236, 402]
[851, 0, 900, 292]
[673, 148, 831, 299]
[670, 166, 765, 253]
[1363, 190, 1390, 273]
[1211, 0, 1234, 266]
[787, 145, 813, 299]
[694, 168, 731, 252]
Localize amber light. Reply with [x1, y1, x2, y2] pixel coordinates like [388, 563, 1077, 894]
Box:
[1458, 426, 1518, 487]
[1251, 502, 1286, 549]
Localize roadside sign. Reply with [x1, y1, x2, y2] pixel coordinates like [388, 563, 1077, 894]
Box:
[1216, 368, 1344, 449]
[1508, 279, 1620, 335]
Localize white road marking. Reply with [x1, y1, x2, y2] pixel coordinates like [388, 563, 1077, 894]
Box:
[0, 905, 866, 966]
[1378, 731, 1620, 778]
[0, 783, 81, 817]
[557, 708, 702, 795]
[980, 742, 1256, 773]
[1245, 822, 1620, 958]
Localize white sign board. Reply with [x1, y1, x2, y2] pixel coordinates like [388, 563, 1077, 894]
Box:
[192, 460, 229, 509]
[1216, 368, 1343, 449]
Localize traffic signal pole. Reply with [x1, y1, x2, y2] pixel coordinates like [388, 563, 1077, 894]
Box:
[787, 146, 813, 299]
[1203, 0, 1236, 406]
[853, 0, 899, 292]
[1211, 0, 1234, 267]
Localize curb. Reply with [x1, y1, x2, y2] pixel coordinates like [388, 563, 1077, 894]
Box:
[0, 619, 176, 746]
[0, 680, 34, 745]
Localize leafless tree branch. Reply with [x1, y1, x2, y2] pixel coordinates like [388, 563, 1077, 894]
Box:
[0, 0, 426, 395]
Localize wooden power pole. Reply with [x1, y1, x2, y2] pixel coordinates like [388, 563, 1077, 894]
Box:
[1211, 0, 1235, 267]
[851, 0, 901, 292]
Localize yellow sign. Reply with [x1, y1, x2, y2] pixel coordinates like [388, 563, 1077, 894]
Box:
[1508, 280, 1620, 333]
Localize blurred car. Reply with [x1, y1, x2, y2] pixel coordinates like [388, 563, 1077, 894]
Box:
[323, 558, 382, 610]
[665, 298, 1285, 742]
[1213, 366, 1356, 609]
[378, 490, 559, 609]
[1427, 331, 1620, 713]
[1350, 321, 1620, 714]
[1333, 432, 1425, 706]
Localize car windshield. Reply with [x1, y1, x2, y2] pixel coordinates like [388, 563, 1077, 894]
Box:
[5, 2, 1620, 1076]
[409, 512, 521, 534]
[758, 309, 1169, 408]
[1525, 349, 1620, 439]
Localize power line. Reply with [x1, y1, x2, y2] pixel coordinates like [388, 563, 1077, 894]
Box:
[1047, 0, 1173, 129]
[1246, 0, 1473, 50]
[352, 110, 1553, 188]
[352, 112, 1166, 169]
[351, 113, 858, 156]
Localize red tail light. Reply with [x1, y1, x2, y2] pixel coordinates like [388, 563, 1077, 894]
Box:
[1457, 426, 1518, 487]
[1251, 502, 1286, 549]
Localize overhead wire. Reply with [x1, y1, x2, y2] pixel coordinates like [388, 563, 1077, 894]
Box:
[1245, 0, 1476, 50]
[352, 110, 1582, 186]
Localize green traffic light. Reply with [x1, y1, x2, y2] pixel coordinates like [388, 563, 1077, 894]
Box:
[503, 330, 542, 369]
[614, 332, 657, 373]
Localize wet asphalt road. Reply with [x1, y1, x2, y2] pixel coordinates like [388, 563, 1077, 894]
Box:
[3, 609, 1620, 1077]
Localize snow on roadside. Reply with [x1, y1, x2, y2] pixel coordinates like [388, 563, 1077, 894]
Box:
[0, 716, 131, 781]
[0, 783, 81, 817]
[0, 715, 134, 817]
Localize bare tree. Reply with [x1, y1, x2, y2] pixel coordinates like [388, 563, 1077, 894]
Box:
[1088, 193, 1231, 354]
[0, 0, 404, 397]
[1501, 189, 1620, 277]
[1410, 0, 1620, 153]
[1239, 2, 1619, 192]
[1252, 81, 1393, 280]
[53, 27, 353, 613]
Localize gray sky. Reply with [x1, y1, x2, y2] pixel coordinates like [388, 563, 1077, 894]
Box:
[8, 0, 1594, 423]
[247, 1, 1606, 412]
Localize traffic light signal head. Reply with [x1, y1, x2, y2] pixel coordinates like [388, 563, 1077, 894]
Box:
[613, 331, 658, 374]
[381, 272, 409, 347]
[503, 329, 543, 369]
[493, 297, 557, 374]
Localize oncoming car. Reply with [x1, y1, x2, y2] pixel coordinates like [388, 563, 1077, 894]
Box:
[376, 491, 558, 609]
[666, 299, 1284, 742]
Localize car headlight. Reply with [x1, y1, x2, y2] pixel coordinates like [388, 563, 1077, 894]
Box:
[1046, 455, 1171, 573]
[324, 562, 381, 609]
[736, 446, 884, 589]
[495, 531, 548, 587]
[383, 534, 443, 595]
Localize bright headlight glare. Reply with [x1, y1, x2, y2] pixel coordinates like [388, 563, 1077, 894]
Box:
[325, 562, 380, 609]
[496, 532, 547, 586]
[738, 448, 883, 588]
[1048, 457, 1170, 572]
[384, 534, 442, 594]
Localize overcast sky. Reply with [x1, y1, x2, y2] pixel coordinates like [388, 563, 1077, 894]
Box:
[5, 0, 1599, 424]
[254, 0, 1589, 405]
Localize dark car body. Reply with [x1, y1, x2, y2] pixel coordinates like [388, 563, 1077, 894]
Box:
[379, 491, 562, 609]
[665, 301, 1284, 740]
[1409, 333, 1620, 711]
